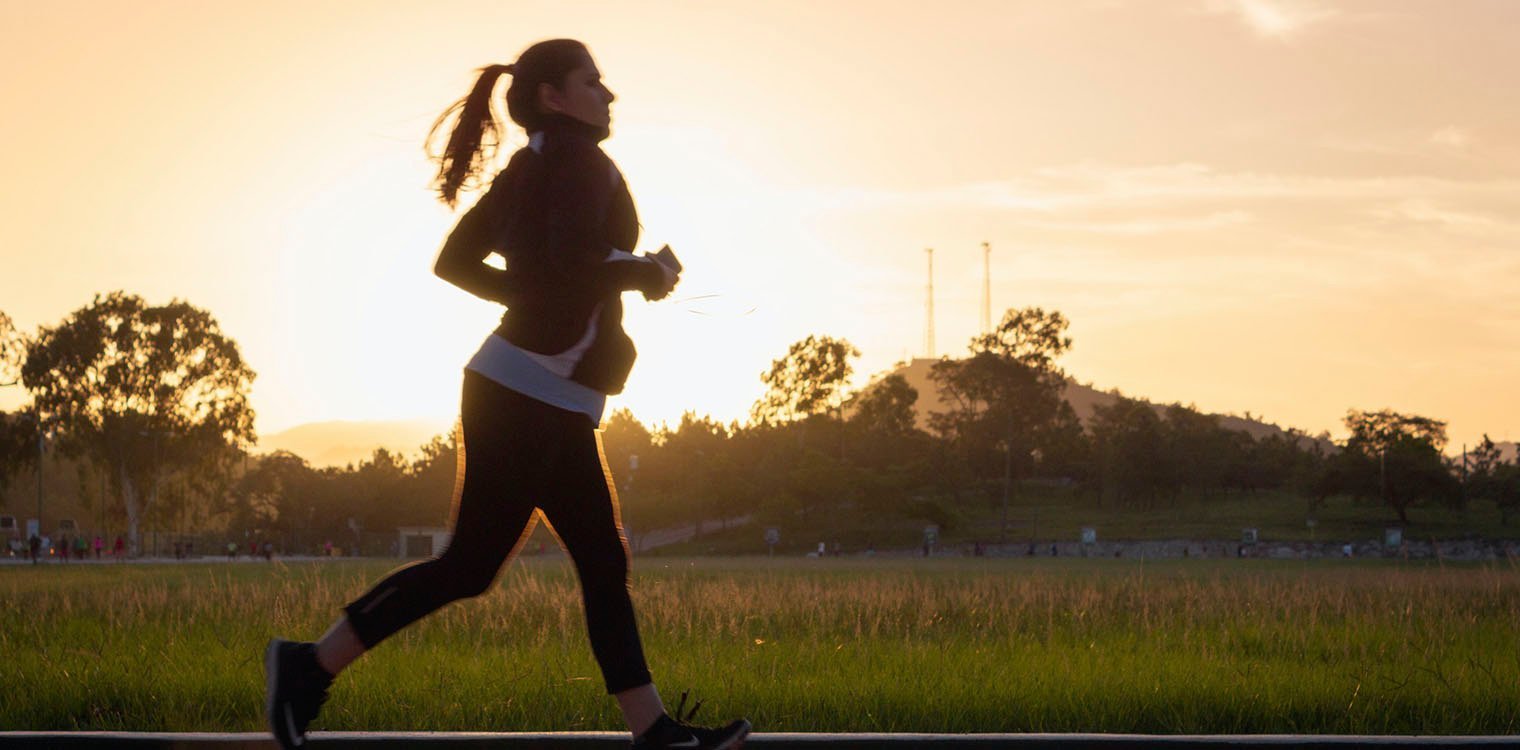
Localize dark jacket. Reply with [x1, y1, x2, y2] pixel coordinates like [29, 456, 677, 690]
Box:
[434, 114, 665, 395]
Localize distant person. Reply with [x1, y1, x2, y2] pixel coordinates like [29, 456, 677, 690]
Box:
[59, 534, 70, 563]
[264, 40, 748, 750]
[227, 541, 238, 561]
[28, 533, 40, 564]
[113, 535, 125, 560]
[75, 535, 88, 561]
[263, 541, 274, 562]
[94, 535, 103, 560]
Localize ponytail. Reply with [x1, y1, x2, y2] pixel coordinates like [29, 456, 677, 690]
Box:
[426, 40, 591, 209]
[426, 64, 513, 209]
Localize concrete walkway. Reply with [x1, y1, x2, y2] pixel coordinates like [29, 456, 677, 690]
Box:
[1, 733, 1517, 749]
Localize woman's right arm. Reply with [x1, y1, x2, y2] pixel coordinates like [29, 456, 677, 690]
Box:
[432, 174, 524, 305]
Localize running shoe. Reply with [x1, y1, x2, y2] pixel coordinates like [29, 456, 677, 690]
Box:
[632, 691, 750, 749]
[264, 639, 334, 749]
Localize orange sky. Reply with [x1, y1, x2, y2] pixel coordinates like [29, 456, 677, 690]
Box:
[2, 0, 1517, 449]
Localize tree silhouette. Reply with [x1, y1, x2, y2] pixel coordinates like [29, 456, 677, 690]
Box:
[930, 307, 1075, 485]
[0, 311, 36, 488]
[752, 335, 860, 425]
[1338, 409, 1459, 523]
[21, 292, 256, 554]
[848, 373, 920, 437]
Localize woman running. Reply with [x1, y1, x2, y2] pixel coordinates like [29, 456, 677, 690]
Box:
[264, 38, 751, 750]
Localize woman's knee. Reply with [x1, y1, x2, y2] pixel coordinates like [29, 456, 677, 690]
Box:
[431, 547, 502, 599]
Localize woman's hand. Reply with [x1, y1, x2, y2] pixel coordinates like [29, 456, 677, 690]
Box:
[642, 260, 679, 301]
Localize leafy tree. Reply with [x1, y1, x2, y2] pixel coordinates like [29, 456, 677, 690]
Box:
[1467, 435, 1502, 485]
[752, 335, 860, 424]
[1466, 435, 1520, 524]
[930, 307, 1075, 488]
[0, 409, 39, 493]
[0, 311, 23, 387]
[0, 311, 37, 488]
[1163, 404, 1229, 497]
[970, 306, 1073, 373]
[844, 372, 934, 477]
[1088, 396, 1173, 508]
[600, 408, 652, 493]
[847, 372, 919, 437]
[405, 427, 462, 526]
[1345, 409, 1448, 454]
[1337, 409, 1460, 523]
[21, 292, 256, 554]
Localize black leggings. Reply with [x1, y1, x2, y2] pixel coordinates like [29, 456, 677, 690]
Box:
[342, 369, 651, 694]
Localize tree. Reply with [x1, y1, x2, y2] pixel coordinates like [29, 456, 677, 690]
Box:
[929, 307, 1075, 489]
[1088, 396, 1173, 508]
[21, 292, 257, 554]
[751, 335, 860, 424]
[0, 311, 23, 387]
[847, 373, 919, 437]
[0, 311, 37, 488]
[970, 307, 1073, 373]
[1465, 435, 1520, 524]
[1337, 409, 1460, 523]
[600, 408, 652, 492]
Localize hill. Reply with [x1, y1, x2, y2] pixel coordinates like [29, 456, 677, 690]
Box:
[255, 418, 454, 469]
[890, 358, 1333, 450]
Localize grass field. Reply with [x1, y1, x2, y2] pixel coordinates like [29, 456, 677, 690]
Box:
[3, 556, 1519, 734]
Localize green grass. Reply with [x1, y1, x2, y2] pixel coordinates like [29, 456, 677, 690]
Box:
[3, 557, 1519, 733]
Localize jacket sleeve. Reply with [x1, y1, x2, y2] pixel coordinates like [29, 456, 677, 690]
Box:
[432, 172, 528, 306]
[542, 146, 665, 297]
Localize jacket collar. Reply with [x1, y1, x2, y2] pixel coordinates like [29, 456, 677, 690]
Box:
[528, 112, 611, 153]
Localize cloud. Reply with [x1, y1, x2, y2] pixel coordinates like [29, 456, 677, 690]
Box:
[793, 162, 1520, 217]
[1207, 0, 1338, 39]
[1429, 127, 1472, 149]
[1368, 200, 1518, 233]
[1016, 210, 1254, 235]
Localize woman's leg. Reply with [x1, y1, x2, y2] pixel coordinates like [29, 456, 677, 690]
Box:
[317, 372, 550, 674]
[536, 413, 662, 734]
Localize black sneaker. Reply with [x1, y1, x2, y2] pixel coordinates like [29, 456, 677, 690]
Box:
[632, 692, 750, 749]
[265, 639, 334, 749]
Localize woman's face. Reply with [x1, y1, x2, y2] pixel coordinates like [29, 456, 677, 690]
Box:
[539, 58, 615, 128]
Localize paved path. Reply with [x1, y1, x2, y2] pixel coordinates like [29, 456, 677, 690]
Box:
[2, 733, 1517, 749]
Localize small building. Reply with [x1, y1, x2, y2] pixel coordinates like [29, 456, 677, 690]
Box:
[397, 526, 450, 558]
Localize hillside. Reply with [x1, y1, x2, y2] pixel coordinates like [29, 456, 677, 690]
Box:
[891, 358, 1334, 450]
[255, 418, 454, 469]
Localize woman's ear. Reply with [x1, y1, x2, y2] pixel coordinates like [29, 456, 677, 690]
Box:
[537, 81, 564, 114]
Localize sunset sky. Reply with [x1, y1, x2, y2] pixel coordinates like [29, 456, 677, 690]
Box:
[2, 0, 1517, 450]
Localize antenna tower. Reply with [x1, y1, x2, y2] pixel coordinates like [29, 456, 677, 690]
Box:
[924, 247, 935, 358]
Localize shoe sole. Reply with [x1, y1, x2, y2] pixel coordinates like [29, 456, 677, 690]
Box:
[716, 720, 752, 750]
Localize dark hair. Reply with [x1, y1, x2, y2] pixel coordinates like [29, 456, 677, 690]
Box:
[426, 39, 592, 208]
